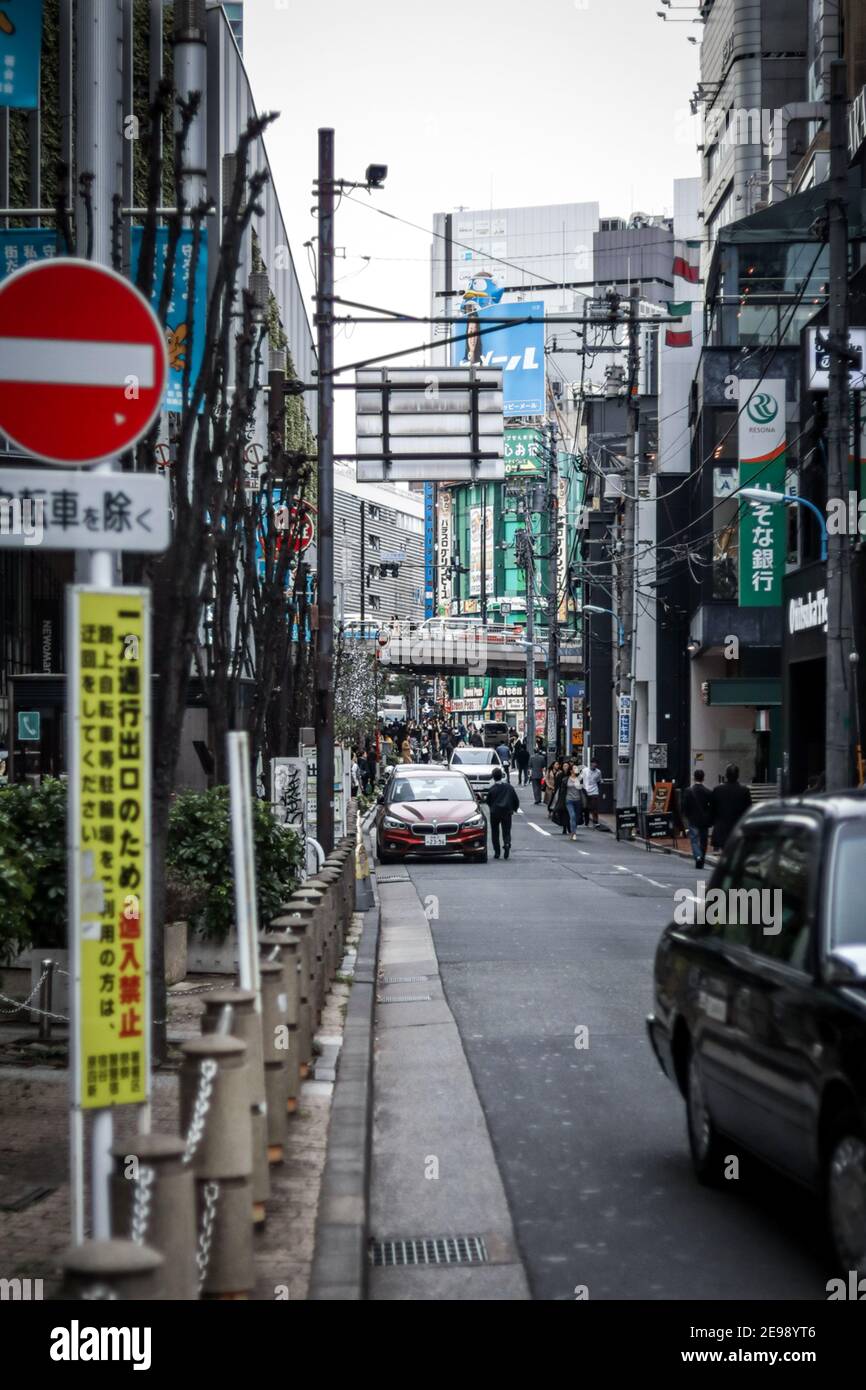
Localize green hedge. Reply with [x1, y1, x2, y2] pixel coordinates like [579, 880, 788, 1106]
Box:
[0, 780, 303, 963]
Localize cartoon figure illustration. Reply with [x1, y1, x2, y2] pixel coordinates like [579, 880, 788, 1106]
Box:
[459, 276, 503, 365]
[166, 322, 188, 372]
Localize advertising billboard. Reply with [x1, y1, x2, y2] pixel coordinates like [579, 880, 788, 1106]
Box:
[452, 300, 545, 417]
[738, 379, 786, 608]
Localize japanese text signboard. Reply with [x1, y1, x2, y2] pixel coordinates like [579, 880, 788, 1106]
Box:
[0, 468, 170, 551]
[0, 1, 42, 109]
[69, 587, 150, 1109]
[738, 379, 786, 607]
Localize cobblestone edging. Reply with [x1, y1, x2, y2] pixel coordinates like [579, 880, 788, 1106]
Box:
[308, 814, 380, 1300]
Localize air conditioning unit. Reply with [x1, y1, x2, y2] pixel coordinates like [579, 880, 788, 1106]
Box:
[604, 474, 625, 500]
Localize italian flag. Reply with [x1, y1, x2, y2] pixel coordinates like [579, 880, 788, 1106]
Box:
[672, 239, 701, 285]
[665, 299, 693, 349]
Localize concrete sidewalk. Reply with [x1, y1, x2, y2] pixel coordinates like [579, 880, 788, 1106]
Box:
[368, 869, 530, 1299]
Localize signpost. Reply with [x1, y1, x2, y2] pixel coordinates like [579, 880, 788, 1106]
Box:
[0, 256, 168, 1245]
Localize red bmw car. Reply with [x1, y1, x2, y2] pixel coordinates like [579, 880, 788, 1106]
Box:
[375, 766, 488, 864]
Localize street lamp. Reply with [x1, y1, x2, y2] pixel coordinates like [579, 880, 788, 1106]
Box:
[739, 487, 828, 562]
[582, 604, 625, 648]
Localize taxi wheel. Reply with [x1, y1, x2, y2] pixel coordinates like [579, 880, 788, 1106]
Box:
[686, 1045, 725, 1185]
[825, 1114, 866, 1276]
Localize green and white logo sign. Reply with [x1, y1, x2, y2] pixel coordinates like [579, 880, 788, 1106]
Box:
[738, 378, 786, 607]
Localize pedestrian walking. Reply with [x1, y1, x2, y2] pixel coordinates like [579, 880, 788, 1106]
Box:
[710, 763, 752, 852]
[486, 766, 520, 860]
[544, 759, 561, 810]
[565, 763, 583, 838]
[582, 759, 602, 825]
[682, 768, 713, 868]
[528, 746, 546, 804]
[496, 738, 511, 781]
[514, 737, 530, 785]
[469, 726, 483, 748]
[549, 761, 572, 834]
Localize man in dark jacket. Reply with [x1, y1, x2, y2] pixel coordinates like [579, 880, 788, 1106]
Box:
[469, 727, 484, 748]
[514, 737, 530, 785]
[528, 747, 547, 803]
[682, 768, 713, 868]
[486, 767, 520, 859]
[710, 764, 752, 851]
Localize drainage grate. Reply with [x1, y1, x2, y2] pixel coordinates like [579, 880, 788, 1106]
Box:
[369, 1235, 488, 1268]
[376, 870, 411, 882]
[380, 975, 432, 985]
[377, 993, 432, 1004]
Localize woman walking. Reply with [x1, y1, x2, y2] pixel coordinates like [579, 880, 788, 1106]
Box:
[549, 760, 572, 834]
[565, 762, 583, 839]
[544, 759, 561, 810]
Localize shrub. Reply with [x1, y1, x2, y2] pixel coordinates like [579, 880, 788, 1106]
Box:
[167, 786, 303, 938]
[0, 779, 67, 964]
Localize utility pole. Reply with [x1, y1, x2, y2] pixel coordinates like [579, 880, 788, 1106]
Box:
[825, 60, 854, 791]
[615, 291, 640, 809]
[522, 491, 537, 748]
[359, 499, 365, 627]
[480, 482, 488, 624]
[546, 419, 560, 756]
[315, 128, 336, 851]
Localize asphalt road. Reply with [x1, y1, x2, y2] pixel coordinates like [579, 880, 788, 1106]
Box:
[404, 781, 832, 1301]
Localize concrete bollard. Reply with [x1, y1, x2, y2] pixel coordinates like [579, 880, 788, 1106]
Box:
[299, 879, 337, 999]
[317, 869, 343, 981]
[200, 990, 270, 1224]
[283, 888, 327, 1016]
[179, 1034, 254, 1298]
[259, 959, 289, 1163]
[110, 1133, 198, 1300]
[260, 931, 301, 1113]
[270, 912, 313, 1076]
[60, 1238, 164, 1300]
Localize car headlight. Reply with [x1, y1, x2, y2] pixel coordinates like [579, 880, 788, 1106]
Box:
[382, 815, 405, 829]
[462, 812, 484, 828]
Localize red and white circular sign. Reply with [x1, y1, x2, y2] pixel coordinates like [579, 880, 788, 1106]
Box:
[275, 503, 315, 555]
[0, 258, 168, 466]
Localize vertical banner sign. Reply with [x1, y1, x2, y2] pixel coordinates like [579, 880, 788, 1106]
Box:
[69, 587, 150, 1109]
[469, 505, 481, 596]
[131, 227, 208, 413]
[0, 0, 42, 108]
[738, 379, 786, 606]
[437, 487, 452, 615]
[424, 482, 435, 618]
[557, 471, 570, 623]
[618, 694, 632, 763]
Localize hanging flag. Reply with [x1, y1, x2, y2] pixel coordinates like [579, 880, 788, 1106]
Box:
[665, 328, 693, 348]
[665, 301, 692, 319]
[672, 240, 701, 285]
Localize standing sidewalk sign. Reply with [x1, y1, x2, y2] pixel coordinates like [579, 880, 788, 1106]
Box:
[68, 588, 150, 1109]
[0, 256, 168, 1245]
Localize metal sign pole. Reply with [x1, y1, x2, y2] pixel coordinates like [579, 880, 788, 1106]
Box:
[228, 732, 261, 1011]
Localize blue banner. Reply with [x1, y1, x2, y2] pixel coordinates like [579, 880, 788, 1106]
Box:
[131, 227, 208, 413]
[0, 2, 42, 109]
[452, 299, 545, 417]
[424, 482, 435, 618]
[0, 228, 57, 280]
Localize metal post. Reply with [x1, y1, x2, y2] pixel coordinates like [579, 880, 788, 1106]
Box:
[615, 292, 640, 809]
[524, 490, 536, 748]
[481, 482, 488, 625]
[825, 60, 854, 790]
[38, 958, 54, 1043]
[359, 500, 365, 627]
[547, 421, 559, 756]
[316, 128, 336, 852]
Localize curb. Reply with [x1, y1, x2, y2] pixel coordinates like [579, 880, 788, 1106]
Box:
[308, 818, 380, 1301]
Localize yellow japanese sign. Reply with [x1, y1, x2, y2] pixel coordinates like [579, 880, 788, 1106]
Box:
[69, 587, 150, 1109]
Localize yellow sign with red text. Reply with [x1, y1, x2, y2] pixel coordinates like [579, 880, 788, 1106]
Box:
[70, 588, 150, 1108]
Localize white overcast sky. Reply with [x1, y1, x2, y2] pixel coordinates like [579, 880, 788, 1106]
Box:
[243, 0, 701, 446]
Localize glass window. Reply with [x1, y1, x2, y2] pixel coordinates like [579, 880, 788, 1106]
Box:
[711, 829, 779, 946]
[752, 828, 817, 969]
[389, 776, 473, 803]
[451, 749, 495, 764]
[829, 824, 866, 948]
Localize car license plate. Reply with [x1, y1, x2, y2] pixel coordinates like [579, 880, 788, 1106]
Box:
[424, 834, 447, 847]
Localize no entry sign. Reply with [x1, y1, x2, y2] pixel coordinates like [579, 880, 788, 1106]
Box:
[0, 258, 168, 466]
